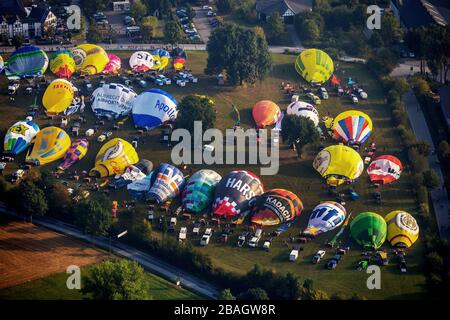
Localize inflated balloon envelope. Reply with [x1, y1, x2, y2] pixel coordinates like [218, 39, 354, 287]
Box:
[58, 138, 89, 171]
[182, 169, 222, 213]
[90, 138, 139, 178]
[304, 201, 346, 236]
[146, 163, 185, 204]
[385, 210, 419, 248]
[350, 212, 387, 250]
[72, 44, 109, 75]
[5, 45, 49, 80]
[3, 118, 40, 157]
[250, 189, 303, 226]
[25, 126, 71, 166]
[50, 50, 76, 78]
[42, 79, 75, 115]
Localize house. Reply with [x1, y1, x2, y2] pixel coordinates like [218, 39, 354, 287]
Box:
[255, 0, 312, 24]
[112, 1, 131, 12]
[0, 0, 57, 42]
[438, 85, 450, 131]
[391, 0, 449, 29]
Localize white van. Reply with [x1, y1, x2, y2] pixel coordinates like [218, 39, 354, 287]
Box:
[289, 249, 299, 261]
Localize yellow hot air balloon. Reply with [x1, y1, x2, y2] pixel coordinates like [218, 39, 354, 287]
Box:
[90, 138, 139, 178]
[49, 50, 76, 78]
[385, 210, 419, 248]
[295, 49, 334, 84]
[42, 79, 75, 115]
[313, 144, 364, 186]
[25, 126, 71, 166]
[71, 44, 108, 75]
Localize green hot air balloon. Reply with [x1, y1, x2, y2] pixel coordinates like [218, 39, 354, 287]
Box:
[350, 212, 387, 250]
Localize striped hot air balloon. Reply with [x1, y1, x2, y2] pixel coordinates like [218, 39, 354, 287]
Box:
[332, 110, 373, 146]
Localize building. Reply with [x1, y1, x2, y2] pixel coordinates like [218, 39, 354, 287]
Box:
[391, 0, 449, 29]
[0, 0, 57, 42]
[255, 0, 312, 24]
[112, 1, 131, 12]
[439, 85, 450, 131]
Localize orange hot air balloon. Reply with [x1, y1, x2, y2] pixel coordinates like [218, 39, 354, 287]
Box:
[252, 100, 281, 128]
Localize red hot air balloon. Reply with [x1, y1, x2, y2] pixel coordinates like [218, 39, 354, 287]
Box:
[367, 155, 403, 185]
[213, 170, 264, 219]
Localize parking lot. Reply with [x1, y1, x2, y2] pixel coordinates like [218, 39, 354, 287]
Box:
[192, 6, 214, 43]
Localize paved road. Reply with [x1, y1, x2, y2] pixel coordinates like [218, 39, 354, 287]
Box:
[193, 7, 213, 43]
[0, 205, 220, 299]
[403, 90, 450, 243]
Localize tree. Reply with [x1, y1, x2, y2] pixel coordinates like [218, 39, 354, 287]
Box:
[423, 169, 440, 190]
[300, 19, 320, 41]
[267, 12, 284, 42]
[46, 183, 72, 218]
[130, 0, 148, 23]
[219, 289, 236, 300]
[141, 16, 158, 41]
[379, 12, 402, 46]
[439, 140, 450, 160]
[217, 0, 235, 14]
[75, 199, 112, 236]
[80, 0, 110, 14]
[165, 20, 184, 45]
[12, 35, 24, 49]
[281, 115, 320, 158]
[14, 181, 48, 217]
[206, 23, 272, 85]
[237, 288, 269, 300]
[369, 32, 383, 48]
[82, 259, 151, 300]
[174, 94, 217, 134]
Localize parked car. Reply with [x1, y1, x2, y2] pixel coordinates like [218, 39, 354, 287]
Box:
[306, 92, 321, 105]
[10, 169, 25, 184]
[248, 228, 262, 248]
[289, 248, 299, 261]
[237, 232, 249, 247]
[178, 227, 187, 242]
[318, 87, 329, 99]
[263, 238, 272, 251]
[312, 250, 326, 264]
[326, 254, 342, 270]
[203, 5, 213, 10]
[200, 228, 212, 246]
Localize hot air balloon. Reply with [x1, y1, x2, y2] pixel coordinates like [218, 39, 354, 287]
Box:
[313, 144, 364, 186]
[0, 55, 4, 73]
[252, 100, 281, 128]
[171, 47, 187, 71]
[71, 44, 108, 75]
[332, 110, 373, 146]
[49, 50, 76, 78]
[367, 155, 403, 185]
[128, 173, 154, 200]
[91, 83, 137, 120]
[286, 101, 320, 126]
[3, 117, 39, 157]
[251, 189, 303, 226]
[350, 212, 387, 250]
[103, 54, 121, 74]
[25, 127, 71, 166]
[129, 51, 154, 72]
[58, 138, 89, 171]
[182, 169, 222, 213]
[42, 79, 75, 115]
[132, 89, 178, 129]
[146, 163, 185, 204]
[151, 49, 170, 71]
[304, 201, 346, 236]
[90, 138, 139, 178]
[385, 210, 419, 248]
[5, 45, 48, 79]
[295, 49, 334, 84]
[109, 159, 153, 189]
[213, 170, 264, 219]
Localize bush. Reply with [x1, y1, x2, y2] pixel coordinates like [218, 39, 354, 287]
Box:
[408, 147, 428, 173]
[423, 169, 440, 189]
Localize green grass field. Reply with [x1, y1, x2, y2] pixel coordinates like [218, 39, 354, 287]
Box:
[0, 51, 426, 299]
[0, 264, 200, 300]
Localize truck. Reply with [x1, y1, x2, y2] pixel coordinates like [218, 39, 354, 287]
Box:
[263, 238, 272, 251]
[312, 250, 326, 264]
[289, 249, 299, 261]
[11, 169, 25, 184]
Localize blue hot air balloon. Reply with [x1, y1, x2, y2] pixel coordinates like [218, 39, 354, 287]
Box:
[146, 163, 185, 203]
[132, 89, 178, 130]
[304, 201, 347, 236]
[5, 45, 49, 79]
